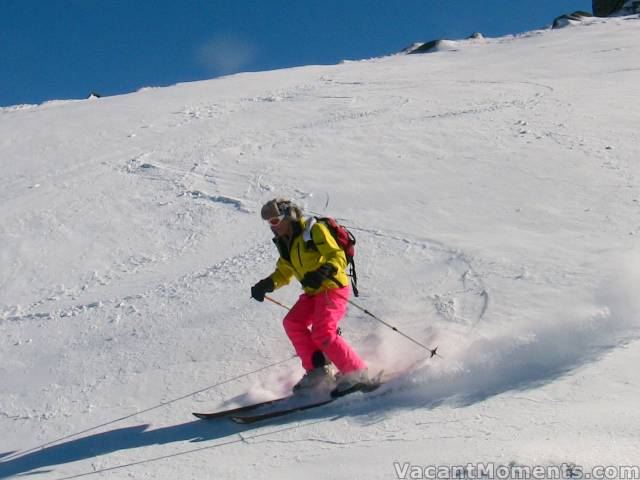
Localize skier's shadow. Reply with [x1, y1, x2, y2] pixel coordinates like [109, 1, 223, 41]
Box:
[0, 416, 318, 479]
[0, 376, 551, 479]
[1, 341, 603, 480]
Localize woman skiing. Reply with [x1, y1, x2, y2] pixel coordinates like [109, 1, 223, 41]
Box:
[251, 198, 371, 398]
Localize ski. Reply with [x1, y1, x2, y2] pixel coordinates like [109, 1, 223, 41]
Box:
[229, 397, 335, 424]
[229, 372, 384, 424]
[193, 367, 411, 423]
[192, 395, 293, 420]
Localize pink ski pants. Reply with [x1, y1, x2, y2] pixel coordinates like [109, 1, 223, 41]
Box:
[283, 286, 367, 374]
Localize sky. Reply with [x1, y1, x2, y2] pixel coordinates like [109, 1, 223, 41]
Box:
[0, 0, 593, 107]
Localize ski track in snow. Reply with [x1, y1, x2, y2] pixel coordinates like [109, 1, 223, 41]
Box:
[1, 62, 635, 405]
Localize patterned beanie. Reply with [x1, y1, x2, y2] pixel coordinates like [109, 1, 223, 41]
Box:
[260, 198, 301, 221]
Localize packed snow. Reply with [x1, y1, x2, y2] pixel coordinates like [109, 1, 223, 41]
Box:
[1, 15, 639, 480]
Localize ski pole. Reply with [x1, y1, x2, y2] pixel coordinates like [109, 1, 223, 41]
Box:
[345, 297, 439, 358]
[265, 295, 291, 310]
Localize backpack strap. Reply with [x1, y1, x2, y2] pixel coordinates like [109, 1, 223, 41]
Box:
[349, 262, 359, 297]
[302, 216, 317, 246]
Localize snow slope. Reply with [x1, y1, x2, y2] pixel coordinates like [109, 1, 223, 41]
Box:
[1, 15, 640, 480]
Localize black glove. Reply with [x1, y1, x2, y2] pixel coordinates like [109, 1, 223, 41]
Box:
[301, 264, 336, 289]
[251, 277, 274, 302]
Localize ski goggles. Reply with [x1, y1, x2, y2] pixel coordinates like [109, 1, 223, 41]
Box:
[266, 214, 285, 227]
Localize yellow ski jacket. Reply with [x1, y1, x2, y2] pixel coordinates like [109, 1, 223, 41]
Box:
[269, 218, 349, 295]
